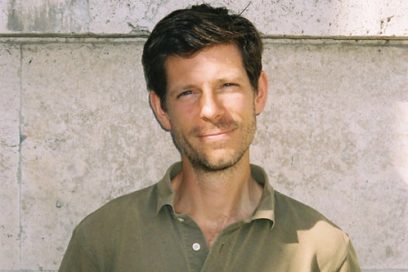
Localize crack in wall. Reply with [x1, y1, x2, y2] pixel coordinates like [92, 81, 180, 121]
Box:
[17, 42, 23, 266]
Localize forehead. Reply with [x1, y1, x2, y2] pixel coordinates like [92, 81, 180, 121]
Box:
[164, 43, 247, 88]
[166, 43, 243, 68]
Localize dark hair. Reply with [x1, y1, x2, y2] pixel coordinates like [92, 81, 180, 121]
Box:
[142, 4, 263, 110]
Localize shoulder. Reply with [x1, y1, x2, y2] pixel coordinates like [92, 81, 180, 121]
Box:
[74, 183, 158, 237]
[274, 191, 354, 268]
[274, 190, 335, 227]
[61, 184, 160, 269]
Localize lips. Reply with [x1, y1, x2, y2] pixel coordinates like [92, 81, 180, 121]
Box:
[192, 118, 239, 140]
[196, 127, 237, 142]
[199, 129, 232, 138]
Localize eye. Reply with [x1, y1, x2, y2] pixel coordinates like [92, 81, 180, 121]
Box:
[176, 90, 193, 99]
[223, 82, 238, 88]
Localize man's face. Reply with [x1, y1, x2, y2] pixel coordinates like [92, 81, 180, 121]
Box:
[150, 43, 267, 171]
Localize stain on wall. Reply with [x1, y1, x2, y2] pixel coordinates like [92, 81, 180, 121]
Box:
[6, 0, 91, 33]
[7, 0, 23, 31]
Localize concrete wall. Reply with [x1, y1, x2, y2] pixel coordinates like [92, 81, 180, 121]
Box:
[1, 0, 408, 36]
[0, 1, 407, 271]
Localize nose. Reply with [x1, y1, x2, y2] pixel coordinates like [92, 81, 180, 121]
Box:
[199, 90, 223, 122]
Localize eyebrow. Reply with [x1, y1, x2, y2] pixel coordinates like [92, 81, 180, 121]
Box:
[169, 75, 245, 92]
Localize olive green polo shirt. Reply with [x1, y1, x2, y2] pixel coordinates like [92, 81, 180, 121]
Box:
[59, 163, 360, 272]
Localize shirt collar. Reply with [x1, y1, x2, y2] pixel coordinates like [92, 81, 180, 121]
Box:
[155, 162, 276, 225]
[249, 164, 276, 225]
[155, 162, 182, 215]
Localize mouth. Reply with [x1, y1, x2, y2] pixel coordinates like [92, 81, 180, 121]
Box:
[197, 128, 235, 140]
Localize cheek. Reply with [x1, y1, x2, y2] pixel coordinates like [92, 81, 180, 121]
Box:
[167, 108, 196, 129]
[175, 100, 202, 117]
[223, 95, 254, 114]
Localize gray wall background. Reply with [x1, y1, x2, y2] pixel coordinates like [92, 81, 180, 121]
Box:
[0, 0, 407, 271]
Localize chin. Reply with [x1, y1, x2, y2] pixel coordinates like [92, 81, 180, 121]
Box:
[190, 151, 246, 172]
[200, 161, 235, 172]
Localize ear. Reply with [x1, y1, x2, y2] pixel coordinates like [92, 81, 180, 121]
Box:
[254, 71, 268, 115]
[149, 91, 171, 131]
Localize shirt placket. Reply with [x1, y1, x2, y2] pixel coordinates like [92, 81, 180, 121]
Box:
[174, 214, 209, 272]
[200, 222, 243, 272]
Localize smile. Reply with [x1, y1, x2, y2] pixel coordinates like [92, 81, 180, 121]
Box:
[198, 129, 235, 140]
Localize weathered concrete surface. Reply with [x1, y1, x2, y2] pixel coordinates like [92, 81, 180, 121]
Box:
[2, 0, 90, 33]
[253, 39, 408, 269]
[18, 40, 177, 268]
[0, 37, 407, 271]
[1, 0, 407, 36]
[0, 44, 20, 269]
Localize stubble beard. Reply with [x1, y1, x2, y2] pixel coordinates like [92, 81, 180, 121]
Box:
[170, 112, 257, 173]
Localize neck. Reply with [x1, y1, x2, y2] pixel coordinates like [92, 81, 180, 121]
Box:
[171, 152, 263, 246]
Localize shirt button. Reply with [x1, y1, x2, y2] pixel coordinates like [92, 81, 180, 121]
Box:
[177, 217, 184, 222]
[192, 242, 201, 251]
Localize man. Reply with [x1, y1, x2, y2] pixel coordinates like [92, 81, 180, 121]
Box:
[59, 4, 360, 271]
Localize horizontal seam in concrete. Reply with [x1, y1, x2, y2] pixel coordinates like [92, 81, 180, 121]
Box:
[0, 32, 150, 39]
[263, 34, 408, 41]
[0, 32, 408, 41]
[0, 39, 146, 46]
[0, 38, 407, 47]
[0, 270, 57, 272]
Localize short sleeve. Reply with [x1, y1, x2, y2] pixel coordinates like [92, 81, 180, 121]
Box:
[337, 239, 361, 272]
